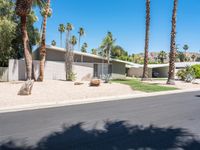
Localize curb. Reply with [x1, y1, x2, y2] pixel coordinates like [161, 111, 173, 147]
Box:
[0, 88, 199, 114]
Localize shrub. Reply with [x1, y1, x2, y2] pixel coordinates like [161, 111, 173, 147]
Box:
[176, 66, 195, 82]
[176, 69, 186, 81]
[191, 65, 200, 78]
[67, 72, 76, 81]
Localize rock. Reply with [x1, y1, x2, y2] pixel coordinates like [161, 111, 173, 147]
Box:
[90, 79, 101, 86]
[192, 79, 200, 84]
[81, 74, 92, 81]
[74, 82, 84, 85]
[18, 80, 34, 95]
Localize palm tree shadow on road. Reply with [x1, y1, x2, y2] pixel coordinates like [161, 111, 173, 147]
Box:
[1, 121, 200, 150]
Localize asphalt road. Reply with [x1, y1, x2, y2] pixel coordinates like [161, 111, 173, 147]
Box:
[1, 91, 200, 149]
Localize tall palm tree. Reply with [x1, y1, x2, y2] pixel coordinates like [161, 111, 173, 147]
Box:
[51, 40, 56, 46]
[66, 23, 73, 50]
[58, 24, 65, 47]
[15, 0, 45, 80]
[167, 0, 178, 85]
[81, 42, 88, 53]
[70, 35, 77, 50]
[183, 44, 189, 61]
[101, 32, 115, 64]
[38, 0, 51, 81]
[78, 27, 85, 51]
[15, 0, 34, 80]
[65, 23, 73, 80]
[142, 0, 150, 81]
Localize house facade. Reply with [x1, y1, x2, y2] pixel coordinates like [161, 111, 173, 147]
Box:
[32, 45, 127, 81]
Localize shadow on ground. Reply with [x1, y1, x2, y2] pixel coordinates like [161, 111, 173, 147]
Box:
[1, 121, 200, 150]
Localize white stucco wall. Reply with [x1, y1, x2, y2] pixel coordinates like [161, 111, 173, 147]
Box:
[8, 59, 94, 81]
[0, 67, 8, 81]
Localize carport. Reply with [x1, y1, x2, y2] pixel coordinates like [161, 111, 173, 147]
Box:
[148, 64, 169, 78]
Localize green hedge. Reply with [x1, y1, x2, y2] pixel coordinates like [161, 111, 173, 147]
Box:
[191, 65, 200, 78]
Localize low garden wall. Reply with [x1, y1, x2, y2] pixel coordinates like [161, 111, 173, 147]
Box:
[0, 67, 8, 82]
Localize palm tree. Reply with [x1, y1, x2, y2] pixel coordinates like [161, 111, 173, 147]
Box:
[15, 0, 45, 80]
[91, 48, 97, 55]
[15, 0, 36, 80]
[38, 0, 51, 81]
[158, 51, 167, 63]
[167, 0, 178, 85]
[81, 42, 88, 53]
[58, 24, 65, 47]
[101, 32, 115, 64]
[51, 40, 56, 46]
[78, 27, 85, 51]
[70, 35, 77, 50]
[142, 0, 150, 81]
[65, 23, 73, 80]
[191, 54, 196, 62]
[183, 44, 189, 61]
[66, 23, 73, 50]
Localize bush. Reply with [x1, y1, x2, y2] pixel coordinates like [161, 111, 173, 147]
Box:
[176, 66, 195, 82]
[66, 72, 76, 81]
[191, 65, 200, 78]
[176, 69, 186, 81]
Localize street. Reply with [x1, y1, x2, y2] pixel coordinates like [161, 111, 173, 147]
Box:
[1, 91, 200, 149]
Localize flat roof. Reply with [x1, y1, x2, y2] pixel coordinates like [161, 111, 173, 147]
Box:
[45, 46, 200, 68]
[46, 45, 128, 64]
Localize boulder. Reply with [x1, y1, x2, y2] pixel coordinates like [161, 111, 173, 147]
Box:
[90, 79, 100, 86]
[18, 80, 34, 95]
[192, 79, 200, 84]
[81, 73, 92, 81]
[74, 82, 84, 85]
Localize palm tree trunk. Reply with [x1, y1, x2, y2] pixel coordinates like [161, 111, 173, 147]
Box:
[142, 0, 150, 81]
[65, 31, 70, 80]
[78, 35, 81, 51]
[60, 32, 62, 47]
[167, 0, 178, 85]
[21, 16, 32, 80]
[79, 36, 83, 62]
[38, 0, 50, 82]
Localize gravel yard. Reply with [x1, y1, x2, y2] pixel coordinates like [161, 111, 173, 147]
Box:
[0, 80, 142, 110]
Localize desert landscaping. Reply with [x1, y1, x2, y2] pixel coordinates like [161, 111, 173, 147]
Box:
[0, 80, 142, 111]
[0, 78, 199, 112]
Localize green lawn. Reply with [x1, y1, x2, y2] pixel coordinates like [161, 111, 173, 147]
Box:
[112, 79, 178, 93]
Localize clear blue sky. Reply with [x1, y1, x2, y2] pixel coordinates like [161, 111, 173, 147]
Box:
[34, 0, 200, 54]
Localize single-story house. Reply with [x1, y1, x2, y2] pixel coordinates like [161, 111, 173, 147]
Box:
[127, 62, 200, 78]
[2, 45, 200, 81]
[32, 45, 127, 80]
